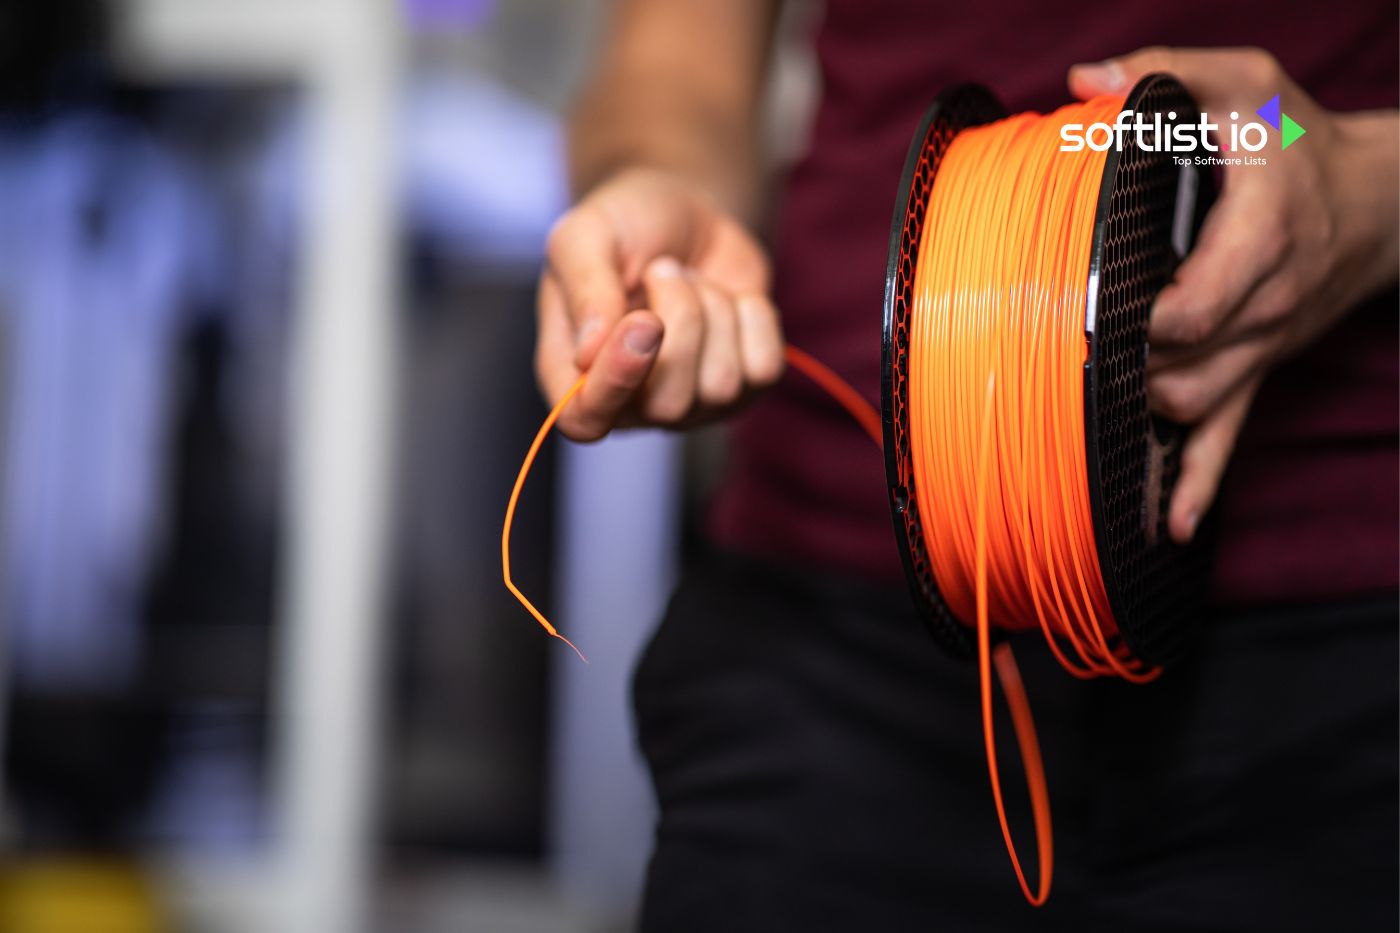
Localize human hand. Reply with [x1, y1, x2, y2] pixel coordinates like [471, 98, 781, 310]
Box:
[1070, 47, 1400, 542]
[536, 167, 785, 442]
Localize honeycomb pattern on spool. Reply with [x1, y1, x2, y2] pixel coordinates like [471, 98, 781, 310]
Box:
[1084, 74, 1213, 666]
[881, 85, 1004, 660]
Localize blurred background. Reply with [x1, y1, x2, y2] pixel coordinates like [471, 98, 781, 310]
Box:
[0, 1, 816, 930]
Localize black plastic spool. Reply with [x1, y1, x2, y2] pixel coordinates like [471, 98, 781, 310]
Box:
[880, 74, 1214, 666]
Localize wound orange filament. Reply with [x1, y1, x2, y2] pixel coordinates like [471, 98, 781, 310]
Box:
[910, 94, 1160, 904]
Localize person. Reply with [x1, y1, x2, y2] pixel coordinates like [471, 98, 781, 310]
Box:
[535, 2, 1399, 930]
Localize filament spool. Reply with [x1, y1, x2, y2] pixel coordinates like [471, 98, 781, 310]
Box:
[880, 74, 1215, 666]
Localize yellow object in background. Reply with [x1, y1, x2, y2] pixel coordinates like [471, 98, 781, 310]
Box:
[0, 859, 167, 933]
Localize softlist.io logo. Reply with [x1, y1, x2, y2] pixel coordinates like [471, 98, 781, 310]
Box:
[1059, 94, 1306, 166]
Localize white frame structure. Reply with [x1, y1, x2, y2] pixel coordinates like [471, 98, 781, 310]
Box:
[120, 2, 402, 930]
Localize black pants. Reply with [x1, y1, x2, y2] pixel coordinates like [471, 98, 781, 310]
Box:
[632, 550, 1398, 932]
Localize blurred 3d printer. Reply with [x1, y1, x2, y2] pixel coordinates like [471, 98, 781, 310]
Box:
[0, 1, 619, 930]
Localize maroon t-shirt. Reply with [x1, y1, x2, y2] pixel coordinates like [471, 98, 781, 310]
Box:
[710, 0, 1399, 607]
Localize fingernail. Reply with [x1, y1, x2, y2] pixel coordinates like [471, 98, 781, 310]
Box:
[623, 319, 663, 356]
[575, 318, 600, 350]
[649, 256, 682, 278]
[1075, 60, 1126, 92]
[1184, 510, 1200, 538]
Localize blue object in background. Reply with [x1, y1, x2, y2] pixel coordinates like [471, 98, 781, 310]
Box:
[0, 112, 218, 693]
[402, 0, 496, 31]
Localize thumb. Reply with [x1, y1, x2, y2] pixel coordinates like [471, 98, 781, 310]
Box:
[1070, 47, 1275, 108]
[1068, 46, 1181, 99]
[557, 310, 664, 442]
[1067, 58, 1130, 100]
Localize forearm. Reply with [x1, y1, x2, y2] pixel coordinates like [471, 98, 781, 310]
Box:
[570, 78, 759, 220]
[566, 0, 781, 223]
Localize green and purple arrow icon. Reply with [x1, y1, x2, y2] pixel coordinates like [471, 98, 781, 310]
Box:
[1257, 94, 1307, 150]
